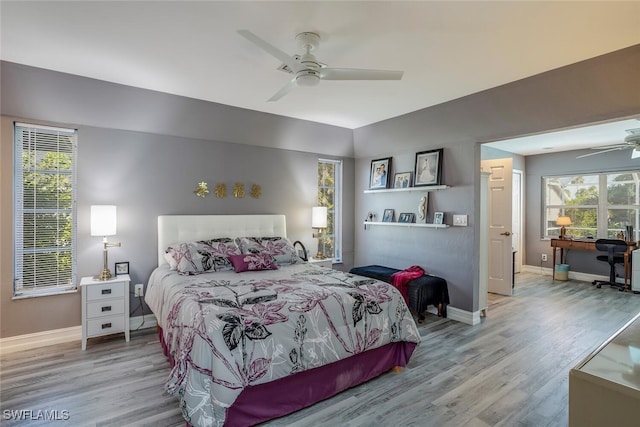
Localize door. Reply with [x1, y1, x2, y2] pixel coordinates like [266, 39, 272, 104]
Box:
[512, 170, 523, 273]
[481, 158, 513, 296]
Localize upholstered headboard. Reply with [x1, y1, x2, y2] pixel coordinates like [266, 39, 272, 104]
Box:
[157, 214, 287, 266]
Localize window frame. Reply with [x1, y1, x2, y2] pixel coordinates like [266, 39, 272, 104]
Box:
[14, 122, 78, 299]
[317, 158, 342, 263]
[542, 171, 640, 241]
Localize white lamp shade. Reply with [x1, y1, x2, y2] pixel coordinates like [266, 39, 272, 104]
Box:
[556, 216, 572, 226]
[91, 205, 117, 236]
[312, 206, 328, 228]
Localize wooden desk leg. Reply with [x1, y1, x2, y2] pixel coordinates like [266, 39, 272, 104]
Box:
[624, 253, 629, 291]
[552, 246, 557, 281]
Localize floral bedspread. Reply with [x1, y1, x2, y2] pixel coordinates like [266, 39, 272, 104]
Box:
[145, 263, 420, 426]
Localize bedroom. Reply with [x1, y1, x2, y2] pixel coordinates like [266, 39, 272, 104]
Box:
[1, 1, 640, 425]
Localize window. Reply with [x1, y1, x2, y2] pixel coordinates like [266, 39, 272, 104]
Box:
[543, 171, 640, 240]
[317, 159, 342, 262]
[14, 123, 77, 298]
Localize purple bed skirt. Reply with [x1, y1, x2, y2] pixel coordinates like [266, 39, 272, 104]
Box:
[158, 326, 417, 427]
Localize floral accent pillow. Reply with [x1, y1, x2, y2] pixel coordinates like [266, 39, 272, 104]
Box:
[198, 238, 241, 272]
[235, 237, 303, 266]
[165, 242, 217, 275]
[228, 253, 278, 273]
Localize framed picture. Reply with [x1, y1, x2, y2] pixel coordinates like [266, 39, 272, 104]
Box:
[414, 148, 443, 186]
[434, 212, 444, 225]
[398, 213, 415, 223]
[114, 261, 129, 275]
[393, 172, 412, 189]
[369, 157, 392, 189]
[382, 209, 395, 222]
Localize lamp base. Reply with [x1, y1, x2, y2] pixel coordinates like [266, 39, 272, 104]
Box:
[315, 252, 326, 260]
[95, 268, 113, 281]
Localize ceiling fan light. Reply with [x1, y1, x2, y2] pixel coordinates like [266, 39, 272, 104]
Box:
[296, 70, 320, 87]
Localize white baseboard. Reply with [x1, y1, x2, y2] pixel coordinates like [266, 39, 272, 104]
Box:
[522, 264, 610, 284]
[130, 313, 158, 331]
[0, 314, 157, 355]
[0, 326, 81, 355]
[446, 306, 477, 325]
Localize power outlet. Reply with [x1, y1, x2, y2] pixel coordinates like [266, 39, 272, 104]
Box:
[541, 253, 548, 262]
[134, 283, 144, 297]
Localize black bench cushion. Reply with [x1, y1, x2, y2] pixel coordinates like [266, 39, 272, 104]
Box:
[349, 265, 400, 283]
[349, 265, 449, 320]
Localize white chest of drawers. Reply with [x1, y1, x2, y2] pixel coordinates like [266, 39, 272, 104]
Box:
[80, 275, 130, 350]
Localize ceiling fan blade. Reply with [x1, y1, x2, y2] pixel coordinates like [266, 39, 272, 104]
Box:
[576, 147, 629, 159]
[267, 78, 297, 102]
[320, 68, 403, 81]
[238, 30, 301, 73]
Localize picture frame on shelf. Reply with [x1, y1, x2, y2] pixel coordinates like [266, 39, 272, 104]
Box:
[369, 157, 392, 190]
[382, 209, 395, 222]
[414, 148, 443, 187]
[398, 213, 415, 223]
[114, 261, 129, 276]
[433, 212, 444, 225]
[393, 172, 412, 189]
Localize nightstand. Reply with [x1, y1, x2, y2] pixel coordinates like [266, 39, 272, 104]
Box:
[309, 258, 333, 269]
[80, 274, 130, 350]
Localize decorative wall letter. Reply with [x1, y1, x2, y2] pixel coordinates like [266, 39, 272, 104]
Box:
[215, 183, 227, 198]
[233, 183, 245, 198]
[250, 184, 262, 199]
[194, 181, 209, 198]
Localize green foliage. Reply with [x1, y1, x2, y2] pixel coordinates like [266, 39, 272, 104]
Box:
[546, 173, 640, 239]
[20, 147, 74, 286]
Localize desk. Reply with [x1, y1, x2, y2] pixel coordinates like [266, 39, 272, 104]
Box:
[550, 238, 636, 288]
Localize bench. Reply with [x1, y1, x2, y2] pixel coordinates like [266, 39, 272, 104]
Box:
[349, 265, 449, 322]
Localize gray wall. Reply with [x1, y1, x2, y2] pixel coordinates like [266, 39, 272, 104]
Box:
[525, 148, 640, 275]
[353, 44, 640, 313]
[1, 43, 640, 336]
[0, 62, 354, 338]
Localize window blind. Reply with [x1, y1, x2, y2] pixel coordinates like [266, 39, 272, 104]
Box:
[14, 123, 77, 297]
[318, 158, 342, 262]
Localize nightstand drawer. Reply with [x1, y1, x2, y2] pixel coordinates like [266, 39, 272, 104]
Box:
[87, 299, 125, 318]
[87, 282, 126, 301]
[87, 316, 125, 336]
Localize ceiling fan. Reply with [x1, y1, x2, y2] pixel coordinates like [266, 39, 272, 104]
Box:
[577, 128, 640, 159]
[238, 29, 404, 102]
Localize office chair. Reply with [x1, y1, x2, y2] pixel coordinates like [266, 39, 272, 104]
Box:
[592, 239, 628, 291]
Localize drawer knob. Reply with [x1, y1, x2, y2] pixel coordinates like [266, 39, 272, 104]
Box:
[101, 289, 112, 295]
[101, 322, 112, 329]
[101, 306, 112, 312]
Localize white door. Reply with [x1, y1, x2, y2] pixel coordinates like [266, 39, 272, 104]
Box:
[481, 158, 513, 296]
[512, 170, 523, 273]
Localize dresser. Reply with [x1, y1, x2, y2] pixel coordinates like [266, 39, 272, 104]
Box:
[80, 275, 130, 350]
[569, 311, 640, 426]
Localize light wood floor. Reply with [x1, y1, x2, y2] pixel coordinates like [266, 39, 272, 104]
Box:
[2, 272, 639, 426]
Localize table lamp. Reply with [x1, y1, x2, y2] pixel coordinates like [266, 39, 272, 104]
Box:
[557, 216, 572, 239]
[91, 205, 121, 280]
[312, 206, 328, 259]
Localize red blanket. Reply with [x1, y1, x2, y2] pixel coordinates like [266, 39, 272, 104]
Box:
[391, 265, 425, 303]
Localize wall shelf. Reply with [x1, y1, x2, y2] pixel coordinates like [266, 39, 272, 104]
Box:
[363, 185, 450, 194]
[363, 221, 450, 229]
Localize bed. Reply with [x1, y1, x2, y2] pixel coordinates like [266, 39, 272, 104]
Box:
[145, 214, 420, 427]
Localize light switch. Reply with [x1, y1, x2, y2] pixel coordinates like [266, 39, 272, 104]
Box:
[453, 214, 468, 226]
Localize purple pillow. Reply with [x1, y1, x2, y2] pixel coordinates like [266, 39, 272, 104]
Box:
[228, 253, 279, 273]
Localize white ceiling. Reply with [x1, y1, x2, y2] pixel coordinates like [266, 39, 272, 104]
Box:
[485, 117, 640, 156]
[1, 1, 639, 152]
